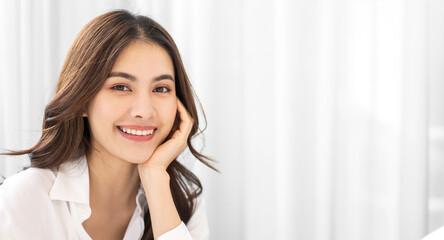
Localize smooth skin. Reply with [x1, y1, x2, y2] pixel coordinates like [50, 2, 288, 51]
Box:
[82, 41, 193, 240]
[139, 100, 194, 239]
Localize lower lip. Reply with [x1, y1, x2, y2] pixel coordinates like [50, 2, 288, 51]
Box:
[117, 127, 156, 142]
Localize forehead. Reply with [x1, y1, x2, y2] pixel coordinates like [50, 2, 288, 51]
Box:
[111, 41, 174, 76]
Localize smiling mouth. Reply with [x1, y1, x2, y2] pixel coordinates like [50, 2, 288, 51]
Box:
[118, 126, 156, 136]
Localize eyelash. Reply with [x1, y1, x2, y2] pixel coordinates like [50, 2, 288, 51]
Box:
[110, 85, 171, 93]
[153, 86, 171, 93]
[111, 85, 130, 91]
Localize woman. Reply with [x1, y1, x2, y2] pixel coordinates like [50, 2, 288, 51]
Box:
[0, 10, 215, 240]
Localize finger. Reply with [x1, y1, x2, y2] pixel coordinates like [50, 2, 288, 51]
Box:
[177, 99, 192, 122]
[175, 99, 194, 138]
[177, 99, 193, 130]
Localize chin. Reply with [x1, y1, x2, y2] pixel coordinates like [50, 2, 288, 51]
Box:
[122, 151, 155, 164]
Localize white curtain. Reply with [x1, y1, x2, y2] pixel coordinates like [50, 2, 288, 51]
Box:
[428, 0, 444, 236]
[0, 0, 442, 240]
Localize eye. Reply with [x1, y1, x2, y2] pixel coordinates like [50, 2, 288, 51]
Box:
[153, 86, 171, 93]
[111, 85, 131, 91]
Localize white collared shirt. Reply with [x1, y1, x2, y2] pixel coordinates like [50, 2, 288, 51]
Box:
[0, 155, 209, 240]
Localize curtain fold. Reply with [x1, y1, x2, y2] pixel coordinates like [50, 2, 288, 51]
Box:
[427, 0, 444, 235]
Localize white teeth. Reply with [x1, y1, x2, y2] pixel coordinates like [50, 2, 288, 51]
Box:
[120, 127, 154, 136]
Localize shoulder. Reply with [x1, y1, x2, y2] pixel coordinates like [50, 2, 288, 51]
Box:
[0, 167, 55, 199]
[423, 226, 444, 240]
[0, 168, 56, 228]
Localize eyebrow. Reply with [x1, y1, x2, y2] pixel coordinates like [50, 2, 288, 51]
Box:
[107, 72, 174, 82]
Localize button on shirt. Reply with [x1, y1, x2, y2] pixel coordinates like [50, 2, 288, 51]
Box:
[0, 155, 209, 240]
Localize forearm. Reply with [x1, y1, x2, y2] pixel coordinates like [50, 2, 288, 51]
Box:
[140, 168, 181, 240]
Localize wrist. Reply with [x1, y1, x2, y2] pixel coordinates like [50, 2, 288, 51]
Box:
[146, 168, 170, 180]
[139, 166, 170, 186]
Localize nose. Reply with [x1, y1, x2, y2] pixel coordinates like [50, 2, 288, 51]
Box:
[130, 92, 155, 119]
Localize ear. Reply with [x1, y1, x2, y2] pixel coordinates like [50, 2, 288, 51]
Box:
[81, 106, 88, 117]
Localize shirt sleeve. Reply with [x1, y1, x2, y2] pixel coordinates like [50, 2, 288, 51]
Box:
[158, 196, 209, 240]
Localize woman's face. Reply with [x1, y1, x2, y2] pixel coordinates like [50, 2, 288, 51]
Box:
[85, 41, 177, 164]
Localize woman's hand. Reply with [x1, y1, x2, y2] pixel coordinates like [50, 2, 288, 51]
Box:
[137, 99, 193, 238]
[138, 99, 194, 173]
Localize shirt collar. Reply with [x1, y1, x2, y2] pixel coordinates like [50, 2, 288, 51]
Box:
[49, 155, 90, 205]
[48, 155, 148, 213]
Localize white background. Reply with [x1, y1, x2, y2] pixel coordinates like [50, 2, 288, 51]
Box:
[1, 0, 444, 240]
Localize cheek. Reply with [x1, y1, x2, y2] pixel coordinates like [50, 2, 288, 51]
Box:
[87, 93, 122, 130]
[158, 99, 177, 128]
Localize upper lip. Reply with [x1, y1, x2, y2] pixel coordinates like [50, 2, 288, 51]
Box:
[118, 125, 157, 130]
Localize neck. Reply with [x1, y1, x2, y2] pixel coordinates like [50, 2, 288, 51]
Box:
[86, 149, 140, 208]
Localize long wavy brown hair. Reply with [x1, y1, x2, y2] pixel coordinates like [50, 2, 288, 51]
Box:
[2, 10, 216, 240]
